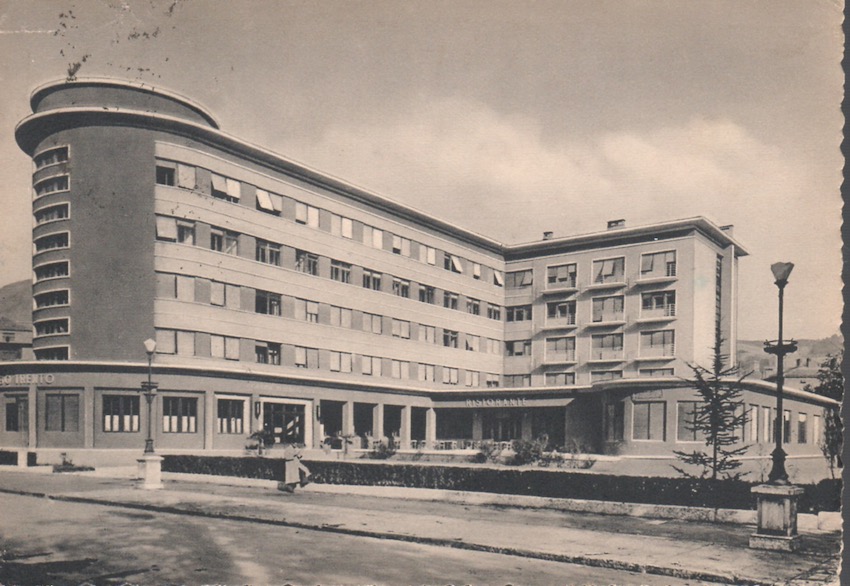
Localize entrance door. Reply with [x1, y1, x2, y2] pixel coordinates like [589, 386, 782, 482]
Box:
[4, 396, 28, 447]
[263, 403, 306, 445]
[482, 410, 523, 441]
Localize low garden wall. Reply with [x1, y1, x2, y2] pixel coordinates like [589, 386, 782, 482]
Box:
[161, 455, 840, 514]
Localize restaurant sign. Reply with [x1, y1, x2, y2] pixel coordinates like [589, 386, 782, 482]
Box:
[465, 397, 528, 407]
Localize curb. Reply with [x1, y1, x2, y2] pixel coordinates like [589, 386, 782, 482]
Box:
[0, 485, 762, 586]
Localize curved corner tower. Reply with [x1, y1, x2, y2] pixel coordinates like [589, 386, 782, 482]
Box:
[16, 79, 219, 361]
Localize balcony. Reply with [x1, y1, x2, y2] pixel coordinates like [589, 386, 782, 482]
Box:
[544, 276, 578, 294]
[636, 262, 678, 285]
[543, 314, 578, 330]
[586, 276, 627, 290]
[587, 349, 625, 363]
[587, 312, 625, 327]
[636, 344, 676, 360]
[638, 304, 677, 322]
[543, 352, 577, 365]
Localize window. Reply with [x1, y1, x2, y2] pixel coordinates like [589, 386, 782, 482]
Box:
[633, 401, 666, 441]
[35, 347, 69, 361]
[341, 217, 353, 238]
[34, 175, 70, 197]
[330, 351, 353, 373]
[444, 254, 463, 273]
[209, 281, 225, 306]
[211, 174, 240, 202]
[493, 270, 504, 287]
[465, 335, 480, 352]
[419, 245, 436, 265]
[392, 235, 411, 256]
[486, 373, 500, 388]
[418, 324, 436, 344]
[391, 360, 409, 379]
[796, 413, 807, 444]
[640, 251, 677, 278]
[34, 261, 69, 282]
[255, 290, 282, 316]
[505, 339, 531, 357]
[296, 299, 319, 323]
[677, 401, 699, 441]
[34, 290, 69, 308]
[591, 370, 623, 382]
[443, 292, 458, 310]
[211, 335, 239, 360]
[442, 367, 459, 385]
[155, 329, 176, 354]
[392, 319, 411, 339]
[253, 239, 280, 266]
[640, 368, 674, 377]
[642, 291, 677, 318]
[362, 269, 382, 291]
[545, 372, 576, 386]
[35, 232, 69, 252]
[295, 250, 318, 274]
[545, 336, 575, 361]
[605, 401, 625, 441]
[256, 342, 282, 365]
[505, 269, 533, 289]
[592, 296, 624, 322]
[176, 331, 195, 356]
[466, 298, 481, 316]
[295, 202, 319, 227]
[591, 333, 624, 360]
[465, 370, 480, 387]
[487, 304, 502, 321]
[177, 221, 195, 245]
[331, 260, 352, 284]
[547, 263, 577, 288]
[217, 399, 245, 434]
[295, 346, 319, 369]
[34, 146, 68, 169]
[487, 338, 501, 355]
[641, 330, 675, 357]
[5, 397, 22, 432]
[506, 305, 532, 322]
[156, 166, 176, 186]
[45, 394, 79, 432]
[155, 217, 178, 241]
[418, 363, 436, 382]
[209, 228, 238, 255]
[329, 306, 353, 328]
[255, 189, 282, 215]
[592, 257, 625, 284]
[472, 263, 481, 279]
[35, 204, 69, 225]
[392, 278, 410, 298]
[162, 397, 198, 433]
[363, 313, 383, 335]
[362, 356, 382, 377]
[504, 374, 531, 387]
[762, 406, 773, 443]
[443, 329, 459, 348]
[103, 395, 139, 432]
[813, 414, 822, 444]
[35, 318, 69, 336]
[547, 300, 576, 324]
[418, 285, 435, 304]
[177, 163, 196, 189]
[362, 225, 383, 249]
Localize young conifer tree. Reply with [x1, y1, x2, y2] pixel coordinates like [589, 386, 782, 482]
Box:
[673, 333, 750, 480]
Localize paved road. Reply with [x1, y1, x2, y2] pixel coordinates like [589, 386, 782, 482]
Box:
[0, 491, 718, 585]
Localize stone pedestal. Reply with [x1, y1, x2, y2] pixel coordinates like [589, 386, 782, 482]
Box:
[749, 484, 804, 551]
[137, 455, 164, 490]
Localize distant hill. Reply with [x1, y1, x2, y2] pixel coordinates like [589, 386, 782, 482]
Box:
[737, 334, 843, 381]
[0, 279, 32, 327]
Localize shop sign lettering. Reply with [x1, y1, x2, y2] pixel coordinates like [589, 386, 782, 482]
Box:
[0, 373, 55, 386]
[465, 397, 527, 407]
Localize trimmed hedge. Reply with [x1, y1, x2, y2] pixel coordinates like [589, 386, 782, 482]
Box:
[161, 455, 841, 513]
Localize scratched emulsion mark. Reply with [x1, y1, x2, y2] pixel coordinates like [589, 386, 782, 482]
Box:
[47, 0, 186, 82]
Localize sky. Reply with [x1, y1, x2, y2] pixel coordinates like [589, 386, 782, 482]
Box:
[0, 0, 843, 341]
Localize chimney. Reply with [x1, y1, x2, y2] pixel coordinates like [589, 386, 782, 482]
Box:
[607, 219, 626, 230]
[542, 231, 554, 240]
[720, 224, 734, 234]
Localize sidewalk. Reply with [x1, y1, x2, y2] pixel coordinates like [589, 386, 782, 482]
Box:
[0, 466, 840, 585]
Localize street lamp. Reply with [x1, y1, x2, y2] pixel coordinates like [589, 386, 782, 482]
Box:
[141, 338, 159, 454]
[763, 262, 797, 485]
